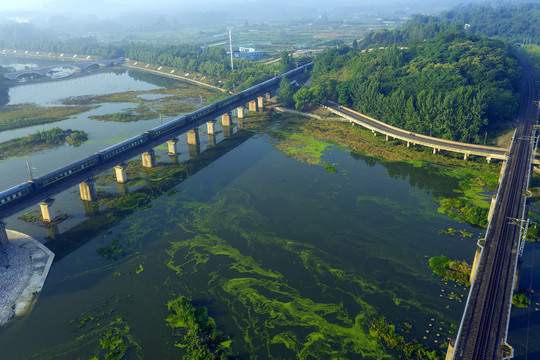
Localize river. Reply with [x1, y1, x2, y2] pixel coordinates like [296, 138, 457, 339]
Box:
[0, 57, 536, 359]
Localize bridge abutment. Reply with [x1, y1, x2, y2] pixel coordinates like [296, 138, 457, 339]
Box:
[142, 150, 156, 168]
[167, 138, 179, 155]
[0, 221, 8, 245]
[115, 165, 128, 184]
[470, 241, 485, 284]
[79, 180, 97, 202]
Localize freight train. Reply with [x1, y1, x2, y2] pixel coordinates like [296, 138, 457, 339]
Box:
[0, 62, 313, 210]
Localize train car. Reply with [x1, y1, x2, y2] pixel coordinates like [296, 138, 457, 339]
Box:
[188, 104, 217, 121]
[147, 116, 188, 138]
[98, 134, 148, 162]
[31, 154, 100, 189]
[0, 182, 34, 208]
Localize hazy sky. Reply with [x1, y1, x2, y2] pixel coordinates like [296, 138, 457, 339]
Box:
[0, 0, 481, 13]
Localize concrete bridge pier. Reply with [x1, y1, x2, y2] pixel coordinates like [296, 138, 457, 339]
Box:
[167, 138, 179, 155]
[115, 165, 128, 184]
[265, 93, 272, 101]
[257, 96, 265, 111]
[118, 183, 129, 196]
[464, 153, 469, 161]
[207, 121, 216, 135]
[208, 134, 217, 147]
[223, 126, 233, 138]
[249, 100, 258, 112]
[445, 339, 455, 360]
[237, 106, 245, 119]
[222, 113, 232, 127]
[79, 180, 97, 202]
[82, 200, 99, 217]
[486, 156, 492, 164]
[142, 150, 156, 168]
[39, 198, 55, 223]
[407, 141, 410, 148]
[187, 129, 200, 145]
[0, 221, 8, 245]
[188, 144, 200, 157]
[433, 147, 438, 155]
[46, 224, 59, 240]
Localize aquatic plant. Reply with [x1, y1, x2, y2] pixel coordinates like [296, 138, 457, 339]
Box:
[166, 296, 235, 359]
[429, 256, 471, 286]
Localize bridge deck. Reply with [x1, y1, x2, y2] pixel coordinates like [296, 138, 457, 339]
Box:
[325, 102, 508, 161]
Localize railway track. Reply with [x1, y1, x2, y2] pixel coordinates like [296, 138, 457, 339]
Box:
[454, 62, 538, 359]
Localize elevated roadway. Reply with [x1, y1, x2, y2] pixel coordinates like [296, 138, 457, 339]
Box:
[451, 61, 539, 359]
[325, 101, 509, 162]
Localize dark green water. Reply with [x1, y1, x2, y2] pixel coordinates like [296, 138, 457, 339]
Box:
[0, 121, 483, 359]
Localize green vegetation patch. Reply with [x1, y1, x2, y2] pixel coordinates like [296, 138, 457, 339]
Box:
[166, 296, 235, 359]
[0, 104, 93, 131]
[0, 127, 88, 160]
[429, 256, 471, 286]
[512, 290, 531, 308]
[370, 318, 441, 359]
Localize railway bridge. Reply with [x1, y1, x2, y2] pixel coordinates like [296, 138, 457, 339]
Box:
[0, 63, 311, 244]
[448, 61, 539, 359]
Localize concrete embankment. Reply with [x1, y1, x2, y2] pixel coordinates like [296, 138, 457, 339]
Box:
[0, 230, 54, 326]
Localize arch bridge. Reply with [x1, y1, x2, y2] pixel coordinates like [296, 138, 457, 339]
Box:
[3, 58, 124, 80]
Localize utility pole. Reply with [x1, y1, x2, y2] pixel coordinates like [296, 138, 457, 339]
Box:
[229, 28, 234, 71]
[26, 161, 34, 180]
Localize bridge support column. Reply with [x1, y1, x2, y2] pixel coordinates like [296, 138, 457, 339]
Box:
[265, 93, 271, 101]
[188, 144, 200, 157]
[237, 106, 245, 119]
[222, 113, 232, 127]
[371, 130, 376, 137]
[79, 180, 97, 202]
[385, 135, 389, 141]
[207, 121, 216, 135]
[223, 126, 233, 138]
[46, 224, 59, 241]
[39, 199, 55, 223]
[167, 138, 179, 155]
[115, 165, 128, 184]
[208, 134, 217, 147]
[470, 243, 484, 284]
[257, 96, 265, 111]
[407, 141, 410, 148]
[142, 150, 156, 168]
[445, 339, 455, 360]
[82, 201, 99, 217]
[249, 100, 258, 112]
[463, 153, 469, 161]
[0, 221, 8, 245]
[433, 148, 437, 155]
[486, 156, 491, 164]
[187, 129, 200, 145]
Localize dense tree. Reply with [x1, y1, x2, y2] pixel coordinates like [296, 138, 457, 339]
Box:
[309, 24, 521, 143]
[278, 77, 295, 106]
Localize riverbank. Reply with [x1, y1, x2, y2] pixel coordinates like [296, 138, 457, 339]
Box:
[0, 230, 54, 326]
